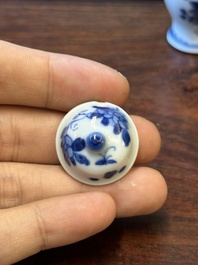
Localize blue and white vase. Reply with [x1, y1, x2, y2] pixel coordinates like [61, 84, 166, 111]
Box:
[164, 0, 198, 53]
[56, 101, 139, 186]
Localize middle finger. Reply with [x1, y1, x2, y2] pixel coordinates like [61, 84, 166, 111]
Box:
[0, 106, 161, 165]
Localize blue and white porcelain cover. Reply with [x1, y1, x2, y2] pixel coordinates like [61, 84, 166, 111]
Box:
[56, 101, 139, 185]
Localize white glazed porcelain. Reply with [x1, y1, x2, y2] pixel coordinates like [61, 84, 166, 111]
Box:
[56, 101, 139, 186]
[164, 0, 198, 53]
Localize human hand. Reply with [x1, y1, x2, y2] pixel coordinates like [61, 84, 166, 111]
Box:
[0, 41, 167, 264]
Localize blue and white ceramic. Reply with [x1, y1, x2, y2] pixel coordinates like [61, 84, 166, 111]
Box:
[164, 0, 198, 53]
[56, 101, 139, 185]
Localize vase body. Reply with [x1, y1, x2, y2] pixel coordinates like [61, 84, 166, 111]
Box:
[164, 0, 198, 53]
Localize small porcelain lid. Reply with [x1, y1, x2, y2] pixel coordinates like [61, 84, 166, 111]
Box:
[56, 101, 139, 185]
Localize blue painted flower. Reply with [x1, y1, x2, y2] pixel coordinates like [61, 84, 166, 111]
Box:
[61, 134, 90, 166]
[87, 106, 131, 146]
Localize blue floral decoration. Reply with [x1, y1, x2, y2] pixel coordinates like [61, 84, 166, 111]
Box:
[89, 165, 127, 181]
[95, 146, 117, 165]
[103, 165, 127, 179]
[61, 133, 90, 166]
[180, 2, 198, 26]
[86, 106, 131, 147]
[60, 105, 131, 168]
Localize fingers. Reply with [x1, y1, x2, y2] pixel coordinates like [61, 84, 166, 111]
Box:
[0, 41, 129, 111]
[104, 167, 167, 217]
[0, 162, 167, 217]
[0, 106, 161, 165]
[0, 106, 60, 163]
[134, 116, 161, 164]
[0, 192, 116, 264]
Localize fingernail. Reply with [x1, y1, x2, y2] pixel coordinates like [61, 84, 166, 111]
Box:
[114, 69, 127, 79]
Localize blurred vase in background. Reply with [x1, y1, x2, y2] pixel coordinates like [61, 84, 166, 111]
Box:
[164, 0, 198, 53]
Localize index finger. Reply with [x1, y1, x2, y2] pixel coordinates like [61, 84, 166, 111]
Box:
[0, 41, 130, 111]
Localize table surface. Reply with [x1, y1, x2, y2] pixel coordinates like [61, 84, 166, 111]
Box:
[1, 1, 197, 264]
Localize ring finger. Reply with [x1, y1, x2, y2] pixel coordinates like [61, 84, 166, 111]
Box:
[0, 106, 161, 165]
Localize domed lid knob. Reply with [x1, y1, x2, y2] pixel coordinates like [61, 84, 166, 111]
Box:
[86, 132, 106, 151]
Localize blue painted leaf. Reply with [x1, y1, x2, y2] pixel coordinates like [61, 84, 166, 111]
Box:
[119, 119, 128, 130]
[113, 123, 121, 134]
[66, 147, 73, 158]
[74, 153, 90, 165]
[63, 154, 71, 166]
[65, 135, 73, 146]
[119, 166, 126, 173]
[104, 112, 113, 119]
[70, 156, 76, 166]
[112, 114, 119, 124]
[95, 159, 107, 165]
[122, 129, 131, 147]
[107, 159, 117, 164]
[71, 138, 85, 151]
[104, 170, 117, 179]
[101, 117, 109, 126]
[89, 178, 99, 181]
[61, 141, 64, 149]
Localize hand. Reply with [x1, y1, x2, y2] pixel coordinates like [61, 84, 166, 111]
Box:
[0, 41, 167, 264]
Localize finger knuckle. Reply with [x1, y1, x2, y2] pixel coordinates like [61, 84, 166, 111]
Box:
[0, 163, 22, 209]
[0, 108, 20, 162]
[33, 203, 49, 251]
